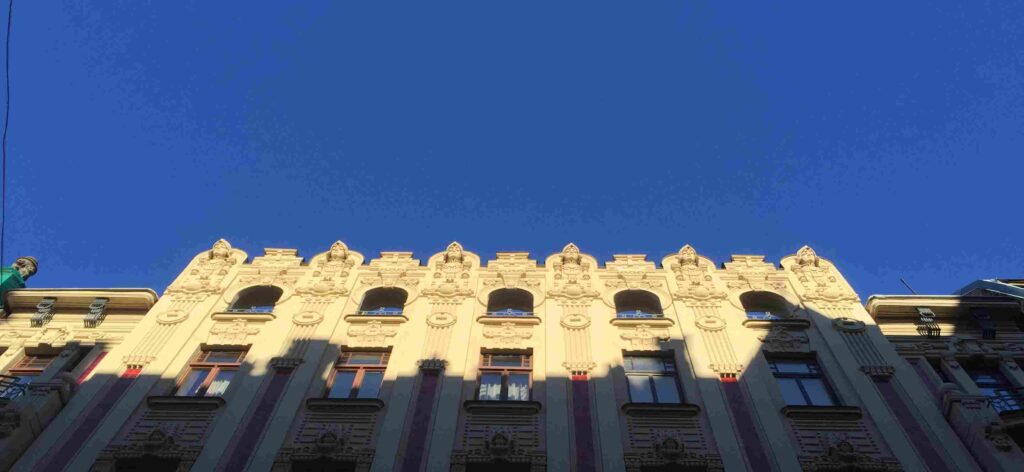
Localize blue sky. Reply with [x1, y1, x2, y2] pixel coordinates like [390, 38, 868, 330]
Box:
[3, 2, 1023, 298]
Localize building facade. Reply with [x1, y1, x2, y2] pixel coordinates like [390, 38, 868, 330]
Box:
[868, 279, 1024, 471]
[0, 241, 1001, 471]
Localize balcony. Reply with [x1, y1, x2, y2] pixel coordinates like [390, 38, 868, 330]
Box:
[487, 309, 533, 317]
[990, 388, 1024, 416]
[0, 375, 27, 401]
[616, 310, 662, 319]
[224, 305, 275, 314]
[357, 307, 405, 316]
[745, 310, 781, 321]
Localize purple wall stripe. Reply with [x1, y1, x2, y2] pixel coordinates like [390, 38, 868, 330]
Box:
[572, 374, 596, 472]
[221, 368, 293, 470]
[400, 370, 440, 472]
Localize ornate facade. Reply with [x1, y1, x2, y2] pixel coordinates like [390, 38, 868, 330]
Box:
[0, 242, 1002, 470]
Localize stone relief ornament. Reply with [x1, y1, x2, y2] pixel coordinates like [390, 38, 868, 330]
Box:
[347, 321, 398, 346]
[619, 324, 670, 350]
[297, 241, 355, 298]
[0, 410, 21, 438]
[422, 242, 474, 298]
[293, 311, 324, 326]
[209, 319, 260, 345]
[360, 252, 421, 289]
[804, 440, 896, 472]
[548, 243, 599, 300]
[832, 317, 866, 333]
[483, 322, 533, 347]
[560, 313, 591, 329]
[426, 312, 457, 328]
[758, 326, 809, 353]
[694, 314, 727, 331]
[28, 327, 71, 347]
[156, 309, 189, 325]
[168, 239, 240, 295]
[11, 256, 38, 280]
[669, 245, 725, 302]
[789, 246, 858, 303]
[722, 255, 787, 292]
[482, 252, 541, 290]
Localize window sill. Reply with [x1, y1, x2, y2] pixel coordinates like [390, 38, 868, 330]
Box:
[621, 402, 700, 417]
[343, 314, 409, 324]
[147, 396, 225, 411]
[476, 315, 541, 326]
[463, 400, 542, 415]
[211, 312, 275, 322]
[306, 398, 385, 412]
[781, 405, 862, 420]
[610, 317, 675, 328]
[742, 319, 810, 330]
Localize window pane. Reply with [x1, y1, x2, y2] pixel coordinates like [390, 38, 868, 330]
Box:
[203, 351, 244, 364]
[328, 371, 357, 399]
[771, 361, 812, 374]
[205, 370, 235, 397]
[625, 357, 664, 373]
[508, 373, 530, 401]
[176, 369, 209, 396]
[489, 355, 526, 367]
[12, 374, 38, 385]
[801, 378, 835, 406]
[346, 352, 386, 365]
[652, 376, 681, 404]
[479, 373, 503, 400]
[357, 371, 385, 399]
[627, 375, 655, 403]
[777, 378, 807, 405]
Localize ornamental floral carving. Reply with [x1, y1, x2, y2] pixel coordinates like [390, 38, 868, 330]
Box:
[789, 246, 858, 303]
[426, 312, 457, 328]
[483, 322, 533, 347]
[548, 244, 599, 300]
[28, 327, 70, 347]
[360, 252, 421, 289]
[669, 245, 726, 302]
[208, 319, 260, 345]
[482, 252, 541, 291]
[604, 255, 664, 291]
[347, 321, 398, 347]
[694, 314, 727, 331]
[560, 313, 591, 329]
[722, 255, 787, 292]
[619, 324, 670, 350]
[803, 440, 898, 472]
[758, 326, 809, 353]
[422, 242, 474, 299]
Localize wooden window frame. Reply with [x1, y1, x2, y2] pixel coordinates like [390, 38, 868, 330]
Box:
[766, 356, 838, 406]
[623, 352, 683, 404]
[476, 352, 533, 401]
[326, 350, 391, 399]
[6, 353, 58, 383]
[175, 348, 247, 397]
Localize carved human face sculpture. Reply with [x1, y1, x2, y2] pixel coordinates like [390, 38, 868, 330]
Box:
[12, 257, 36, 279]
[446, 246, 462, 263]
[329, 244, 347, 262]
[212, 241, 230, 259]
[679, 248, 697, 266]
[798, 248, 817, 266]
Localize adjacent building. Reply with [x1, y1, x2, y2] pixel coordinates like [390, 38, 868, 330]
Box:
[0, 242, 1010, 470]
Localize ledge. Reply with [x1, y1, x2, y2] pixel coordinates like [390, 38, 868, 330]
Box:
[610, 317, 675, 328]
[211, 312, 276, 322]
[343, 314, 409, 324]
[476, 315, 542, 326]
[742, 319, 810, 330]
[305, 398, 385, 412]
[463, 400, 542, 415]
[621, 402, 700, 417]
[781, 405, 862, 421]
[147, 396, 225, 411]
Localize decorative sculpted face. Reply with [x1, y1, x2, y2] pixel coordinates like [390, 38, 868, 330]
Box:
[212, 240, 230, 259]
[678, 246, 698, 267]
[797, 247, 817, 267]
[329, 243, 347, 262]
[446, 244, 463, 263]
[12, 257, 36, 279]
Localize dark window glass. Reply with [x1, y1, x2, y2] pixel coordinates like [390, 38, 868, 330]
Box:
[328, 350, 389, 399]
[767, 357, 837, 406]
[478, 352, 532, 401]
[624, 354, 682, 404]
[175, 349, 246, 397]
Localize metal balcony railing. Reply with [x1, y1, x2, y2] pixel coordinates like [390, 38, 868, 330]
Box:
[225, 306, 275, 314]
[616, 310, 662, 319]
[487, 309, 533, 317]
[357, 308, 404, 316]
[745, 311, 781, 321]
[989, 388, 1024, 414]
[0, 375, 28, 400]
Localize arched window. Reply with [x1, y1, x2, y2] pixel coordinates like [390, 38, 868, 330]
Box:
[359, 288, 408, 316]
[739, 292, 790, 320]
[228, 286, 283, 313]
[486, 289, 534, 317]
[614, 290, 663, 318]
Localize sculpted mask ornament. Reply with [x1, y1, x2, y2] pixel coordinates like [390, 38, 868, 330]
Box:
[425, 242, 473, 298]
[327, 241, 349, 263]
[171, 239, 239, 295]
[790, 246, 856, 302]
[11, 256, 37, 280]
[301, 241, 354, 296]
[211, 239, 232, 260]
[549, 243, 598, 299]
[670, 245, 723, 302]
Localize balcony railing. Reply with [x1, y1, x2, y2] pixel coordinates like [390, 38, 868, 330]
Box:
[357, 308, 405, 316]
[616, 310, 662, 319]
[487, 309, 533, 317]
[0, 375, 28, 400]
[989, 388, 1024, 414]
[745, 311, 781, 321]
[225, 306, 275, 314]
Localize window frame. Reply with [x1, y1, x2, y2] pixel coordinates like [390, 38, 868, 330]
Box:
[476, 352, 533, 402]
[174, 348, 247, 397]
[622, 353, 683, 404]
[766, 356, 838, 407]
[6, 353, 58, 385]
[326, 350, 391, 400]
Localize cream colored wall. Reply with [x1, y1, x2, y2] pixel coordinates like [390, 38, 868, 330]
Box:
[5, 241, 989, 471]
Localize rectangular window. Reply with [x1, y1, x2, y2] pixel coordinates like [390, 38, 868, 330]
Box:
[477, 352, 532, 401]
[175, 349, 246, 397]
[327, 350, 390, 399]
[623, 354, 682, 404]
[767, 357, 836, 406]
[1, 353, 57, 399]
[965, 364, 1022, 413]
